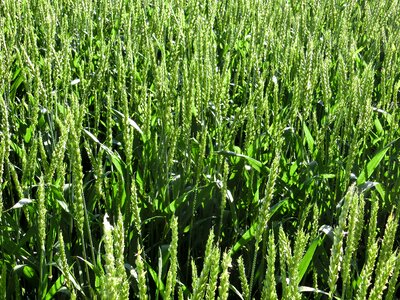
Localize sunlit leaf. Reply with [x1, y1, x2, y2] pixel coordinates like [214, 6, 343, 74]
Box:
[45, 275, 66, 300]
[357, 146, 390, 185]
[303, 122, 315, 152]
[299, 286, 340, 299]
[230, 200, 287, 255]
[112, 108, 144, 135]
[8, 198, 33, 210]
[83, 128, 124, 176]
[144, 261, 165, 296]
[70, 78, 80, 85]
[298, 237, 321, 284]
[14, 265, 38, 284]
[319, 224, 334, 241]
[215, 150, 263, 172]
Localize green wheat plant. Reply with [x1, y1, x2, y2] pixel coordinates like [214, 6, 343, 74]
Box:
[0, 0, 399, 298]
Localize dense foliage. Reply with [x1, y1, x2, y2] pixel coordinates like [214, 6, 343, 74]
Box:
[0, 0, 399, 299]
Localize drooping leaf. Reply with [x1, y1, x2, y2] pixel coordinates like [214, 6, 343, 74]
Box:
[358, 181, 379, 193]
[215, 150, 263, 172]
[83, 128, 124, 176]
[83, 129, 113, 157]
[319, 225, 334, 241]
[7, 198, 33, 211]
[75, 256, 94, 270]
[299, 286, 340, 299]
[112, 108, 144, 135]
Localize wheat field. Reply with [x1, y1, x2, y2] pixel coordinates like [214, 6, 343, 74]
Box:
[0, 0, 400, 299]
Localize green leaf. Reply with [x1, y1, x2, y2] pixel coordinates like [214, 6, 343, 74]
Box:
[44, 275, 65, 300]
[83, 128, 124, 176]
[231, 221, 258, 255]
[303, 123, 314, 152]
[56, 200, 70, 213]
[23, 265, 36, 279]
[83, 129, 114, 157]
[299, 286, 341, 299]
[357, 146, 390, 185]
[229, 283, 245, 300]
[165, 193, 189, 214]
[24, 126, 33, 143]
[112, 108, 144, 135]
[374, 183, 386, 200]
[10, 67, 24, 100]
[67, 272, 85, 295]
[298, 237, 321, 284]
[75, 256, 94, 270]
[144, 261, 165, 296]
[230, 200, 287, 255]
[14, 265, 38, 285]
[2, 238, 31, 258]
[215, 150, 263, 172]
[289, 162, 298, 177]
[10, 142, 24, 159]
[374, 118, 384, 135]
[319, 174, 335, 179]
